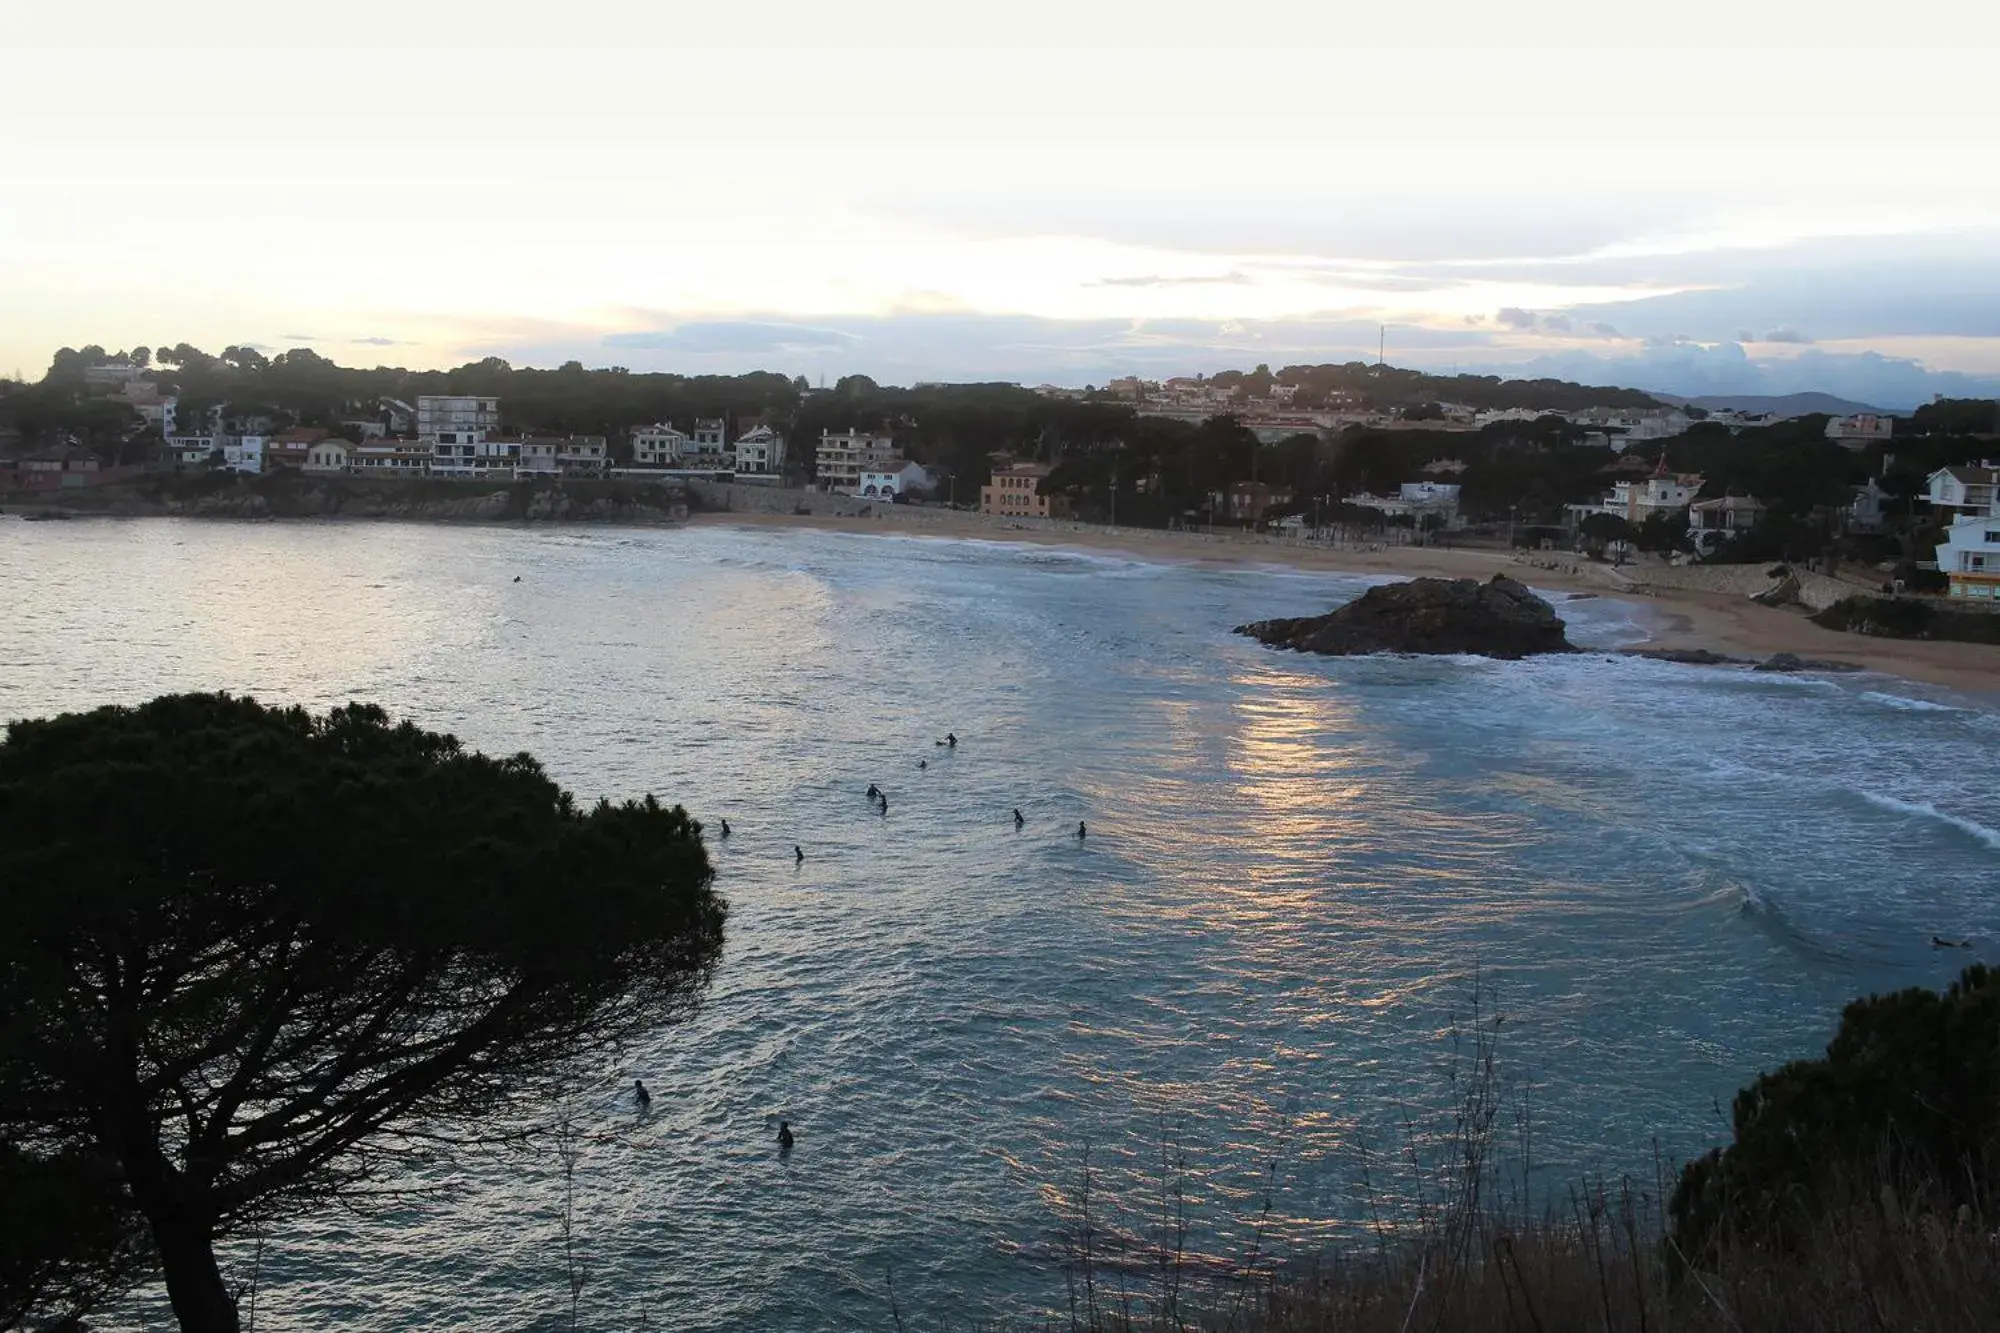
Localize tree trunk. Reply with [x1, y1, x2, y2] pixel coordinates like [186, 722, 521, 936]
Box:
[149, 1204, 238, 1333]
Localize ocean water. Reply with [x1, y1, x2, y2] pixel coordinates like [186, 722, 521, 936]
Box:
[3, 516, 1997, 1330]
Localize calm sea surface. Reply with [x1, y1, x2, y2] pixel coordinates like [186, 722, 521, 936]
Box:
[3, 516, 1997, 1330]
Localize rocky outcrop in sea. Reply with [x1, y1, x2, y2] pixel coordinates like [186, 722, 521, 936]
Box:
[1235, 575, 1576, 659]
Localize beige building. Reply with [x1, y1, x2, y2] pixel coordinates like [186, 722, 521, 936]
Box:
[303, 440, 351, 474]
[981, 461, 1065, 518]
[816, 429, 899, 493]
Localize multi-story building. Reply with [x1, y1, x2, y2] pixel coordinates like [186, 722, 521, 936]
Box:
[689, 418, 728, 465]
[1929, 463, 2000, 599]
[731, 425, 786, 475]
[1826, 413, 1895, 449]
[167, 435, 221, 467]
[513, 436, 609, 477]
[1926, 464, 1998, 524]
[1687, 494, 1767, 554]
[816, 429, 899, 493]
[1572, 457, 1702, 526]
[416, 395, 501, 446]
[981, 461, 1061, 518]
[1227, 480, 1293, 524]
[632, 425, 689, 467]
[558, 436, 607, 474]
[351, 440, 433, 474]
[221, 436, 266, 474]
[431, 436, 518, 478]
[1936, 519, 2000, 599]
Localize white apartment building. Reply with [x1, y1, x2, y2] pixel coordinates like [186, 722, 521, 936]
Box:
[416, 395, 501, 444]
[514, 436, 609, 477]
[688, 419, 728, 464]
[431, 436, 518, 478]
[632, 425, 689, 467]
[816, 429, 899, 493]
[222, 436, 266, 474]
[731, 425, 786, 474]
[1936, 519, 2000, 599]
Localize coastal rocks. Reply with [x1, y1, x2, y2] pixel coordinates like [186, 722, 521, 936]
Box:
[1753, 652, 1805, 672]
[1235, 575, 1575, 659]
[1627, 647, 1744, 666]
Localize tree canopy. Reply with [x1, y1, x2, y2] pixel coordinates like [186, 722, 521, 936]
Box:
[0, 694, 725, 1332]
[1670, 964, 2000, 1264]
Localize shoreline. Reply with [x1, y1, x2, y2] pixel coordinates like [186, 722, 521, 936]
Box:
[690, 509, 2000, 698]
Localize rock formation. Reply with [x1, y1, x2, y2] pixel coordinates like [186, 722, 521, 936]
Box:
[1235, 575, 1575, 659]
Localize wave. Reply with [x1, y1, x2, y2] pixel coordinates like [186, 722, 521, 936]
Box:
[1859, 691, 1965, 714]
[1857, 792, 2000, 851]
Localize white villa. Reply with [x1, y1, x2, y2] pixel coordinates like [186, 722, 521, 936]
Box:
[1687, 494, 1766, 554]
[631, 425, 689, 468]
[303, 440, 351, 474]
[1570, 458, 1703, 527]
[1929, 463, 2000, 599]
[856, 461, 929, 500]
[731, 425, 786, 475]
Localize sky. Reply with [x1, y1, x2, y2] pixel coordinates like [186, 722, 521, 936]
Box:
[7, 2, 2000, 408]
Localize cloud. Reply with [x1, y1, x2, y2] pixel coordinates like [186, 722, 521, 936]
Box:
[1541, 313, 1572, 333]
[1092, 272, 1253, 288]
[1585, 322, 1620, 337]
[1762, 327, 1812, 344]
[602, 321, 858, 353]
[1496, 307, 1538, 329]
[281, 332, 319, 342]
[352, 335, 415, 347]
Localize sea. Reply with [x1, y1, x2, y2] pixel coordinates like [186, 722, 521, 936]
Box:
[2, 516, 1996, 1330]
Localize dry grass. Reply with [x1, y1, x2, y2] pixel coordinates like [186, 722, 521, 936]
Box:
[1023, 986, 2000, 1333]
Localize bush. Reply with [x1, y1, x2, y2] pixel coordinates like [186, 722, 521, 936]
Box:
[1669, 965, 2000, 1264]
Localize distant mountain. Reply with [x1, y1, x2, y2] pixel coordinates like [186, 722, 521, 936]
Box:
[1649, 391, 1889, 418]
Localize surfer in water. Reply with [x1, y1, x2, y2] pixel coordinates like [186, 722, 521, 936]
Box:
[633, 1079, 651, 1110]
[778, 1121, 795, 1152]
[1013, 807, 1024, 829]
[1077, 821, 1087, 840]
[867, 783, 880, 801]
[794, 845, 805, 864]
[947, 732, 957, 748]
[718, 818, 731, 839]
[918, 759, 927, 770]
[1932, 935, 1972, 948]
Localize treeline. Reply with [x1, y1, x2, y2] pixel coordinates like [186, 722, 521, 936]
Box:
[1203, 361, 1662, 412]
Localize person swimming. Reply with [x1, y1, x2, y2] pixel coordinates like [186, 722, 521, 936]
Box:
[1933, 935, 1972, 948]
[794, 845, 805, 863]
[918, 759, 927, 770]
[879, 796, 888, 815]
[1077, 821, 1087, 840]
[718, 818, 731, 839]
[867, 783, 881, 800]
[633, 1079, 651, 1110]
[778, 1120, 795, 1151]
[1013, 807, 1024, 829]
[947, 732, 957, 748]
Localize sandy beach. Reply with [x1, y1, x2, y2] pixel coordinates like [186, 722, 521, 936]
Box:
[691, 506, 2000, 697]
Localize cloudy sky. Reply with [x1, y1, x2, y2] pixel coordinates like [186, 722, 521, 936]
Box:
[7, 2, 1998, 406]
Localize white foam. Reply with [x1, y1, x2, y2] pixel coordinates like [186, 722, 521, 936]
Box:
[1860, 691, 1964, 714]
[1858, 791, 2000, 851]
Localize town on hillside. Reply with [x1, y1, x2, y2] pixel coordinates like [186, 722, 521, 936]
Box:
[4, 346, 1998, 602]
